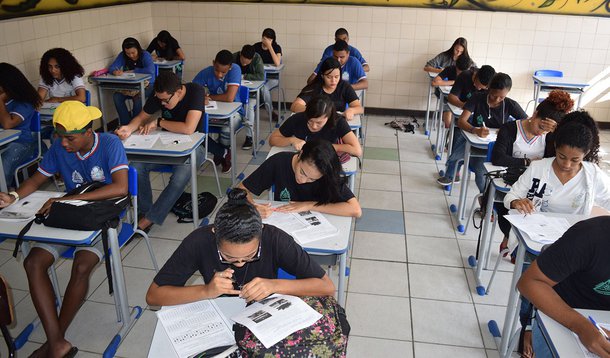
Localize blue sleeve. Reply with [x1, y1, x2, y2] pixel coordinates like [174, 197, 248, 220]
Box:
[136, 52, 156, 80]
[109, 53, 125, 72]
[226, 65, 241, 86]
[351, 59, 366, 83]
[351, 47, 367, 65]
[321, 46, 332, 62]
[105, 135, 129, 175]
[192, 69, 206, 86]
[313, 59, 323, 75]
[9, 101, 34, 123]
[37, 141, 60, 177]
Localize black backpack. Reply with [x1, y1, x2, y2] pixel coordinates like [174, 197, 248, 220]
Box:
[171, 191, 218, 223]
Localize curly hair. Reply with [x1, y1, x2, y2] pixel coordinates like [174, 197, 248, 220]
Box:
[555, 110, 600, 164]
[39, 48, 85, 86]
[0, 62, 42, 108]
[536, 90, 574, 122]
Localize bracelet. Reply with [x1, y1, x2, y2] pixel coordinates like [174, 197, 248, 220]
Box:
[8, 191, 19, 204]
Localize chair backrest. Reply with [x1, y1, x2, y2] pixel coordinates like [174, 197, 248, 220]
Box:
[486, 141, 495, 162]
[534, 69, 563, 78]
[200, 112, 209, 134]
[128, 166, 137, 196]
[30, 112, 41, 132]
[85, 90, 91, 105]
[239, 85, 249, 106]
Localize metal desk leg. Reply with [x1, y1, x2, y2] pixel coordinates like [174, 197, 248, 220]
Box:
[425, 83, 432, 136]
[472, 183, 496, 296]
[139, 82, 146, 117]
[576, 91, 583, 109]
[434, 95, 445, 160]
[254, 88, 261, 156]
[97, 87, 108, 132]
[497, 242, 525, 358]
[447, 118, 455, 157]
[230, 117, 237, 185]
[456, 141, 472, 231]
[0, 156, 7, 192]
[190, 150, 199, 230]
[338, 252, 347, 307]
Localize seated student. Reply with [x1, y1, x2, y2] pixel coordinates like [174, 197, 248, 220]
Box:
[237, 139, 362, 219]
[517, 216, 610, 358]
[0, 62, 42, 189]
[423, 37, 470, 74]
[110, 37, 156, 125]
[38, 48, 86, 103]
[447, 65, 495, 110]
[193, 50, 253, 150]
[290, 57, 363, 120]
[431, 54, 473, 129]
[146, 30, 185, 61]
[233, 44, 264, 81]
[0, 101, 129, 358]
[437, 73, 527, 192]
[321, 28, 369, 72]
[253, 28, 282, 121]
[307, 40, 368, 91]
[115, 72, 226, 232]
[271, 96, 362, 158]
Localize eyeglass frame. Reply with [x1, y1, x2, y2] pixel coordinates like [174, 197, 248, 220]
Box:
[217, 241, 262, 265]
[157, 91, 175, 104]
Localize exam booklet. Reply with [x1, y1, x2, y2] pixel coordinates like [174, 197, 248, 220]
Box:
[0, 191, 63, 221]
[231, 294, 322, 348]
[122, 133, 159, 149]
[156, 300, 236, 358]
[504, 213, 571, 244]
[262, 209, 338, 245]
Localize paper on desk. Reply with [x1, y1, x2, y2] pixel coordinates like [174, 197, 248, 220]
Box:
[477, 132, 498, 142]
[41, 102, 60, 110]
[573, 323, 610, 358]
[122, 133, 159, 149]
[505, 214, 571, 244]
[231, 294, 322, 348]
[156, 299, 235, 358]
[206, 101, 218, 110]
[262, 209, 338, 245]
[158, 132, 193, 145]
[0, 191, 63, 221]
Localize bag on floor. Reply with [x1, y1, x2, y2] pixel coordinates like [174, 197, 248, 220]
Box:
[171, 191, 218, 223]
[232, 296, 350, 357]
[384, 117, 419, 134]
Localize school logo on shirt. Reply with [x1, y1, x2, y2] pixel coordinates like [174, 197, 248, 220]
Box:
[466, 92, 472, 99]
[279, 188, 291, 202]
[593, 279, 610, 296]
[342, 71, 350, 82]
[90, 166, 106, 182]
[526, 178, 546, 200]
[71, 170, 84, 184]
[475, 114, 485, 126]
[162, 110, 172, 119]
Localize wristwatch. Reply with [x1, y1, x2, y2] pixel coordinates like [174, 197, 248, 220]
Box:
[157, 117, 162, 127]
[8, 191, 19, 203]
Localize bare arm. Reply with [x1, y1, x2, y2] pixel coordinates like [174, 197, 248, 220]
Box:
[159, 110, 201, 135]
[334, 131, 362, 157]
[0, 171, 49, 208]
[351, 78, 368, 91]
[46, 88, 87, 103]
[268, 129, 304, 149]
[431, 76, 454, 87]
[275, 197, 362, 218]
[343, 99, 363, 120]
[363, 64, 370, 72]
[447, 93, 465, 108]
[38, 87, 49, 101]
[174, 48, 186, 61]
[306, 73, 316, 85]
[210, 84, 238, 103]
[240, 274, 335, 302]
[290, 97, 306, 113]
[115, 110, 152, 139]
[423, 65, 442, 73]
[236, 182, 274, 218]
[457, 109, 487, 137]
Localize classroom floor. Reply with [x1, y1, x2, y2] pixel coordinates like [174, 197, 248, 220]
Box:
[2, 114, 610, 358]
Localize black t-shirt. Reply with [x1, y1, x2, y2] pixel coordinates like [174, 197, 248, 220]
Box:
[153, 225, 326, 289]
[297, 80, 358, 112]
[450, 70, 479, 103]
[438, 66, 458, 81]
[146, 37, 181, 60]
[464, 92, 527, 128]
[279, 112, 352, 143]
[242, 152, 355, 202]
[537, 216, 610, 310]
[253, 42, 282, 64]
[143, 82, 204, 131]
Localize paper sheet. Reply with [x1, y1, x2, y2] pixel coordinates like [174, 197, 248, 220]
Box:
[156, 300, 236, 358]
[477, 132, 498, 142]
[573, 323, 610, 358]
[41, 102, 60, 110]
[231, 294, 322, 348]
[206, 101, 218, 110]
[122, 133, 159, 149]
[0, 191, 63, 221]
[158, 132, 193, 145]
[505, 214, 572, 244]
[262, 209, 338, 245]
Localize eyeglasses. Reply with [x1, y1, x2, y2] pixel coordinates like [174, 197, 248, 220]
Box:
[157, 92, 175, 104]
[217, 242, 261, 265]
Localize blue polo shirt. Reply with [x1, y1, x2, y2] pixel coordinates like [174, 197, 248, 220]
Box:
[321, 44, 367, 66]
[4, 100, 35, 144]
[38, 132, 129, 191]
[108, 51, 156, 85]
[313, 56, 366, 85]
[192, 64, 242, 104]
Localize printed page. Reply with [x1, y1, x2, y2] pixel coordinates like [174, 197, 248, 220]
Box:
[505, 214, 571, 244]
[263, 211, 309, 233]
[231, 294, 322, 348]
[156, 300, 235, 358]
[262, 209, 338, 245]
[573, 323, 610, 358]
[122, 133, 159, 149]
[0, 191, 63, 221]
[158, 132, 193, 145]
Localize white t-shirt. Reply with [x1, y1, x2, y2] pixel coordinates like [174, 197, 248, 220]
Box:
[544, 168, 587, 214]
[512, 120, 546, 161]
[38, 76, 85, 98]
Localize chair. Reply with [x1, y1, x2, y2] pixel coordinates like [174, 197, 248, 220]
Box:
[84, 89, 91, 105]
[0, 275, 16, 358]
[525, 70, 563, 114]
[12, 112, 42, 187]
[208, 86, 251, 164]
[266, 70, 286, 127]
[460, 141, 496, 235]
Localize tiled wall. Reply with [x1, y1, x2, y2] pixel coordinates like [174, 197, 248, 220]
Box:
[1, 1, 610, 121]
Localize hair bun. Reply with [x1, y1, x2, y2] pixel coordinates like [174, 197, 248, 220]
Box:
[546, 90, 574, 113]
[227, 188, 248, 205]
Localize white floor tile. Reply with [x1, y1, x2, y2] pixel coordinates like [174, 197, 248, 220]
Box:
[116, 309, 158, 358]
[408, 264, 472, 303]
[361, 159, 400, 175]
[359, 189, 403, 211]
[475, 303, 510, 349]
[347, 336, 413, 357]
[407, 236, 462, 267]
[360, 173, 401, 191]
[364, 135, 399, 149]
[404, 212, 455, 239]
[465, 269, 512, 307]
[413, 342, 487, 358]
[122, 238, 181, 270]
[403, 191, 449, 215]
[88, 266, 157, 309]
[352, 231, 406, 262]
[348, 259, 409, 297]
[63, 301, 126, 354]
[345, 293, 411, 341]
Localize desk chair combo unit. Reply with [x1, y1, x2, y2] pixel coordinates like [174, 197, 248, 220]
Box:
[423, 71, 436, 136]
[431, 85, 452, 161]
[2, 112, 43, 189]
[528, 69, 589, 113]
[263, 64, 287, 129]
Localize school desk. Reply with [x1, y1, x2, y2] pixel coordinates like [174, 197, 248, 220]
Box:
[532, 75, 589, 109]
[432, 85, 452, 161]
[153, 60, 183, 76]
[0, 129, 21, 192]
[264, 64, 286, 127]
[241, 79, 266, 155]
[206, 101, 243, 185]
[424, 71, 436, 136]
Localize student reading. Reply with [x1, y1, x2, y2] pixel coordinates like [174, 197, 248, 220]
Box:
[146, 30, 186, 61]
[308, 40, 368, 91]
[253, 28, 282, 121]
[0, 101, 129, 358]
[146, 188, 335, 306]
[291, 57, 363, 121]
[320, 28, 369, 72]
[423, 37, 470, 74]
[431, 55, 473, 129]
[38, 48, 86, 103]
[0, 62, 42, 189]
[237, 139, 362, 219]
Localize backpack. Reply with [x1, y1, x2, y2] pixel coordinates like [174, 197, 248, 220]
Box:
[385, 117, 419, 134]
[170, 191, 218, 223]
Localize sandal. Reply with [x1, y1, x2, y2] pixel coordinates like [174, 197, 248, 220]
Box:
[63, 347, 79, 358]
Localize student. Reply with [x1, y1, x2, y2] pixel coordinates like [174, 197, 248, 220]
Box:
[290, 57, 363, 120]
[193, 50, 253, 150]
[0, 62, 42, 189]
[423, 37, 470, 74]
[253, 28, 282, 121]
[321, 28, 369, 72]
[431, 55, 473, 129]
[447, 65, 495, 110]
[233, 44, 264, 81]
[116, 72, 226, 232]
[237, 139, 362, 218]
[146, 188, 335, 306]
[517, 216, 610, 358]
[271, 96, 362, 158]
[38, 48, 86, 103]
[307, 40, 368, 91]
[146, 30, 185, 61]
[110, 37, 156, 125]
[437, 73, 527, 192]
[0, 101, 129, 358]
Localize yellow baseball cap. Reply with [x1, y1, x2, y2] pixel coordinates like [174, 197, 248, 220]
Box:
[53, 101, 102, 134]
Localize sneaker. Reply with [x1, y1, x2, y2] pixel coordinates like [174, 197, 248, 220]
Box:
[221, 151, 232, 174]
[437, 176, 453, 186]
[213, 154, 223, 167]
[242, 136, 253, 150]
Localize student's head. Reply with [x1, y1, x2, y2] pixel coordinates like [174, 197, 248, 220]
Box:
[473, 65, 495, 91]
[334, 28, 349, 42]
[295, 139, 345, 205]
[153, 72, 183, 109]
[39, 48, 85, 85]
[304, 95, 337, 133]
[155, 30, 173, 49]
[487, 73, 512, 107]
[332, 40, 350, 66]
[556, 111, 600, 164]
[0, 62, 42, 108]
[239, 45, 256, 66]
[52, 101, 101, 153]
[529, 90, 574, 136]
[214, 188, 262, 267]
[553, 121, 593, 174]
[455, 55, 472, 74]
[261, 28, 277, 44]
[121, 37, 143, 61]
[212, 50, 233, 80]
[446, 37, 469, 60]
[317, 57, 341, 89]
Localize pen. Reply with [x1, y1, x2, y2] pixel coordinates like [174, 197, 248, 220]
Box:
[589, 316, 610, 340]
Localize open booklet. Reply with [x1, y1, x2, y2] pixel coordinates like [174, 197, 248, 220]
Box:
[504, 213, 572, 244]
[573, 322, 610, 357]
[122, 133, 159, 149]
[0, 191, 63, 221]
[262, 209, 338, 245]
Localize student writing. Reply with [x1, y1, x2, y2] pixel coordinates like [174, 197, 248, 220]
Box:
[147, 30, 185, 61]
[423, 37, 470, 74]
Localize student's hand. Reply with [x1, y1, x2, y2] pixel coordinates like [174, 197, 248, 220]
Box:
[115, 126, 133, 140]
[0, 192, 16, 208]
[139, 120, 157, 135]
[291, 138, 306, 151]
[204, 94, 210, 106]
[262, 37, 273, 48]
[207, 268, 241, 298]
[510, 198, 536, 215]
[38, 198, 59, 216]
[240, 277, 276, 303]
[47, 97, 61, 103]
[112, 70, 123, 76]
[255, 203, 274, 219]
[275, 201, 314, 213]
[474, 127, 489, 138]
[344, 108, 355, 121]
[540, 118, 558, 133]
[574, 322, 610, 358]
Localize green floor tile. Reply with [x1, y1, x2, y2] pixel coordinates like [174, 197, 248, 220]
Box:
[195, 175, 232, 197]
[363, 147, 399, 161]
